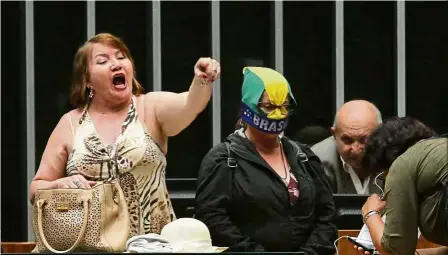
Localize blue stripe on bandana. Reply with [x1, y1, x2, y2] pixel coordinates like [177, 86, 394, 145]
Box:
[241, 103, 288, 134]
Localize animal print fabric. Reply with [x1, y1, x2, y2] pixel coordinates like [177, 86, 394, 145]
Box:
[66, 96, 175, 236]
[119, 172, 141, 237]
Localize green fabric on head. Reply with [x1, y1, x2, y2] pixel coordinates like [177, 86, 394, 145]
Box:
[241, 67, 266, 115]
[241, 67, 296, 117]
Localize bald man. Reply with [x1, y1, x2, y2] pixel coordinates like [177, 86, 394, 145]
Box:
[311, 100, 384, 194]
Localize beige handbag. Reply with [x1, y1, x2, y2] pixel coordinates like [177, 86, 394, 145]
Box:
[32, 180, 130, 253]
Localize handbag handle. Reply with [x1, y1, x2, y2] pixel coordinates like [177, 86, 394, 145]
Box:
[37, 198, 90, 253]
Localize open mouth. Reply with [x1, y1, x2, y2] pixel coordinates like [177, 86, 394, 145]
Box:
[112, 73, 126, 89]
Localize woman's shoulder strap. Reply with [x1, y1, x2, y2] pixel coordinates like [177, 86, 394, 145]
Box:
[287, 140, 309, 163]
[224, 141, 238, 169]
[66, 110, 82, 137]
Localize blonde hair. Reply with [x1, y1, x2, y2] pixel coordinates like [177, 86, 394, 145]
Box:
[70, 33, 144, 107]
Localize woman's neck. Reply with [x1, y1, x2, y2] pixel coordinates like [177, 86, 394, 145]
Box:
[89, 96, 131, 115]
[244, 127, 280, 153]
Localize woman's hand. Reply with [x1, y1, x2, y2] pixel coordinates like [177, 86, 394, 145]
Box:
[53, 175, 96, 189]
[362, 193, 386, 217]
[353, 245, 372, 255]
[194, 57, 221, 83]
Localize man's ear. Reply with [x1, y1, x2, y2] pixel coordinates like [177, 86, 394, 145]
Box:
[330, 127, 336, 137]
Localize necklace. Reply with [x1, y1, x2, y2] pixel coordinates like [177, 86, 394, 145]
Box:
[279, 141, 289, 182]
[243, 130, 289, 182]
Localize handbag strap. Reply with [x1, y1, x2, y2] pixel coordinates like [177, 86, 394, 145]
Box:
[37, 198, 90, 253]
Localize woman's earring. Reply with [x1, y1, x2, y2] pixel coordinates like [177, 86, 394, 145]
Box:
[88, 87, 94, 98]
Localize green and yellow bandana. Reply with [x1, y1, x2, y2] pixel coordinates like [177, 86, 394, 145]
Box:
[241, 67, 296, 134]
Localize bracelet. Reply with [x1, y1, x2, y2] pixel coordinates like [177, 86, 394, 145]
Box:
[363, 210, 379, 224]
[195, 76, 211, 87]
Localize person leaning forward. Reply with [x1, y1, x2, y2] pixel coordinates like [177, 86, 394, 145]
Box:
[354, 117, 448, 255]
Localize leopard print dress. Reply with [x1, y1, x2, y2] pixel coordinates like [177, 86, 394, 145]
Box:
[66, 96, 175, 237]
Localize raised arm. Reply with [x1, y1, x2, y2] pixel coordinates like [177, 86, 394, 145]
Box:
[147, 57, 220, 137]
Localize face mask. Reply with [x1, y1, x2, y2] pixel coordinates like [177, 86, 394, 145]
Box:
[241, 103, 288, 134]
[240, 67, 296, 134]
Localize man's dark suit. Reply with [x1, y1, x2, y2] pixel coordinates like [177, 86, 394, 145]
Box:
[311, 137, 383, 194]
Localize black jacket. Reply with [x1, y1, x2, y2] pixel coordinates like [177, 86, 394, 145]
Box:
[195, 133, 337, 254]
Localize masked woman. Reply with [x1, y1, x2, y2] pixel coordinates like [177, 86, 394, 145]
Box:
[195, 67, 337, 254]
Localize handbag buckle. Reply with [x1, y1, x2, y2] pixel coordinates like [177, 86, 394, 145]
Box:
[56, 201, 70, 212]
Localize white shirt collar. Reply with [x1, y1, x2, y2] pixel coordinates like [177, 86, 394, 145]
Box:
[340, 156, 370, 194]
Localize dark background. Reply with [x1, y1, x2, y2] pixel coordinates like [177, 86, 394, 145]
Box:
[2, 1, 448, 241]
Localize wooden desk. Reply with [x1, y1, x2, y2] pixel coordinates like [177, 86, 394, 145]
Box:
[338, 230, 441, 255]
[0, 231, 442, 254]
[1, 242, 36, 253]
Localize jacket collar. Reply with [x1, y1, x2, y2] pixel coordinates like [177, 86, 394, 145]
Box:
[225, 129, 303, 173]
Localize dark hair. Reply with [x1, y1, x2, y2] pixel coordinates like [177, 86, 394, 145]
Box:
[235, 108, 247, 130]
[362, 116, 437, 173]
